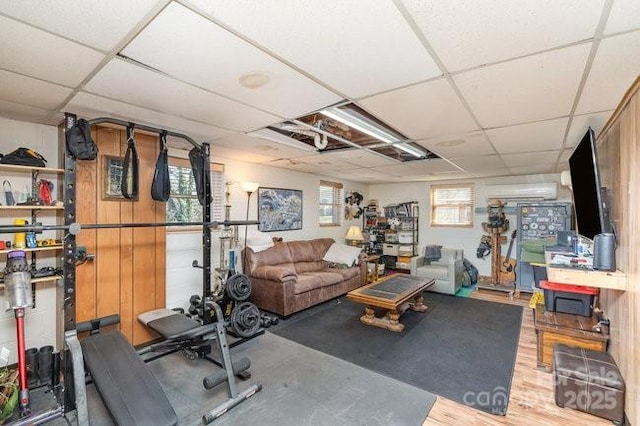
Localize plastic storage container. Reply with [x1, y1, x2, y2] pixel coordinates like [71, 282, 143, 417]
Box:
[540, 280, 598, 317]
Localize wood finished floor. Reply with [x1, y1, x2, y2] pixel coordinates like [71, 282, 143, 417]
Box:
[423, 288, 610, 425]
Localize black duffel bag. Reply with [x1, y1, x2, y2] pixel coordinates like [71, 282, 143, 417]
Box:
[0, 147, 47, 167]
[65, 118, 98, 160]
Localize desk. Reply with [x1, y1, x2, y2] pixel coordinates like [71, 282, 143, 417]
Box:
[533, 304, 608, 371]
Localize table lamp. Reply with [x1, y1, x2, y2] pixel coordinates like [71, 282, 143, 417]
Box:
[345, 225, 364, 247]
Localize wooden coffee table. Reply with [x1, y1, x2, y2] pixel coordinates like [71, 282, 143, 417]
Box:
[347, 274, 435, 332]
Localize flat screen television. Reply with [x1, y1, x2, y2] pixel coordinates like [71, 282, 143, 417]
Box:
[568, 127, 609, 241]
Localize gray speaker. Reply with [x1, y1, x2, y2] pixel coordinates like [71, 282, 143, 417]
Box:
[593, 233, 616, 271]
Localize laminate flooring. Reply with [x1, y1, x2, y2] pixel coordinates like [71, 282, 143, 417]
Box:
[423, 288, 611, 425]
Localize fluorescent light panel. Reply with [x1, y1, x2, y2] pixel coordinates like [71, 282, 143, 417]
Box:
[394, 143, 426, 158]
[320, 107, 401, 144]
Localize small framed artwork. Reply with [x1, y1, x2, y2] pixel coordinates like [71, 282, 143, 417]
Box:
[258, 187, 303, 232]
[102, 155, 135, 200]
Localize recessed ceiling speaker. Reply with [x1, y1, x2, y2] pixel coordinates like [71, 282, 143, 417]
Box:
[592, 232, 616, 271]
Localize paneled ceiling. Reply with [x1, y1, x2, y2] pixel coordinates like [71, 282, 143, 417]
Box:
[0, 0, 638, 183]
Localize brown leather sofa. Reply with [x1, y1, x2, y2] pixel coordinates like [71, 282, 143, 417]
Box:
[245, 238, 366, 317]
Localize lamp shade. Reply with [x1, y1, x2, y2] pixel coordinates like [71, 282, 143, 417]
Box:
[241, 182, 259, 193]
[345, 225, 364, 241]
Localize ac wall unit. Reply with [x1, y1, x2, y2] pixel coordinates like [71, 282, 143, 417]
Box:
[484, 182, 558, 201]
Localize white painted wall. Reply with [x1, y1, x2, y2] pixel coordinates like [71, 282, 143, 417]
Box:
[0, 116, 60, 363]
[368, 175, 572, 277]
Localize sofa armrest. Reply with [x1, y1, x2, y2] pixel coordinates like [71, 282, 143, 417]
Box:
[449, 258, 464, 287]
[250, 265, 297, 283]
[410, 256, 427, 274]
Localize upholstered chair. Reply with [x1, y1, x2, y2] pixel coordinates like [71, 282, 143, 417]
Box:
[410, 247, 464, 295]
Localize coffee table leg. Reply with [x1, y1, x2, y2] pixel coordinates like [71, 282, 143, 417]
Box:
[409, 294, 428, 312]
[360, 305, 376, 326]
[386, 309, 405, 332]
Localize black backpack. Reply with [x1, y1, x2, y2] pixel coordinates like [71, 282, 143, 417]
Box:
[0, 147, 47, 167]
[65, 119, 98, 160]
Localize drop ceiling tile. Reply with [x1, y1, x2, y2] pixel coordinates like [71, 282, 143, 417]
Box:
[66, 92, 231, 143]
[214, 133, 312, 160]
[508, 164, 555, 175]
[375, 164, 429, 177]
[265, 158, 318, 174]
[605, 0, 640, 34]
[0, 16, 104, 87]
[0, 0, 163, 51]
[122, 3, 340, 118]
[358, 79, 478, 140]
[185, 0, 441, 98]
[405, 158, 463, 174]
[575, 31, 640, 114]
[486, 117, 569, 154]
[294, 154, 360, 171]
[471, 168, 511, 178]
[209, 145, 277, 164]
[559, 149, 574, 163]
[501, 151, 561, 168]
[402, 0, 603, 72]
[84, 59, 280, 131]
[566, 110, 613, 147]
[0, 99, 52, 123]
[0, 70, 72, 109]
[417, 131, 495, 157]
[450, 155, 506, 172]
[454, 43, 590, 128]
[319, 149, 398, 168]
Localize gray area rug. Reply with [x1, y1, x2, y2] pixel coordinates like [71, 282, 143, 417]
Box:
[272, 293, 523, 415]
[84, 332, 436, 425]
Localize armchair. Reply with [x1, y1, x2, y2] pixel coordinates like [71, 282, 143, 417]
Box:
[410, 248, 464, 295]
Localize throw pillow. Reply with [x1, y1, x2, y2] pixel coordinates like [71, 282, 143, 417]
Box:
[323, 243, 361, 266]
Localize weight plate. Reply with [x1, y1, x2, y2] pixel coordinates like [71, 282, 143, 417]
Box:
[226, 273, 252, 301]
[229, 302, 260, 338]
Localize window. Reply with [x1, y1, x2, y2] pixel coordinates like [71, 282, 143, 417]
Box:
[430, 184, 474, 227]
[319, 180, 343, 226]
[167, 157, 224, 226]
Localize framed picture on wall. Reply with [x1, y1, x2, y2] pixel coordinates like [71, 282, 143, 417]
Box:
[257, 187, 303, 232]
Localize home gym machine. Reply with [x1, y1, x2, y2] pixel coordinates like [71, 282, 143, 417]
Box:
[0, 113, 262, 424]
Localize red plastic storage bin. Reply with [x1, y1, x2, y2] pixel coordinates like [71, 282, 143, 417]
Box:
[540, 280, 599, 317]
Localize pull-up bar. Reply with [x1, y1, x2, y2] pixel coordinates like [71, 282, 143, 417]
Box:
[87, 117, 201, 149]
[0, 220, 260, 234]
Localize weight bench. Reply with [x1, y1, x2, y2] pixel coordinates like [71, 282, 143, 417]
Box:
[81, 329, 178, 426]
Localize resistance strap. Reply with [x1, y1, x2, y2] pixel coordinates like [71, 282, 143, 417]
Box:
[151, 131, 170, 202]
[122, 124, 139, 200]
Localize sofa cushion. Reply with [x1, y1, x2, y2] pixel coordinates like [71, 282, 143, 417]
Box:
[323, 243, 361, 266]
[250, 264, 297, 282]
[293, 274, 324, 294]
[327, 266, 360, 281]
[246, 241, 293, 273]
[305, 271, 345, 287]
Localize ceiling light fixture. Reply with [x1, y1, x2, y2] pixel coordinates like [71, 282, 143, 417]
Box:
[247, 128, 316, 152]
[320, 107, 401, 144]
[394, 143, 426, 158]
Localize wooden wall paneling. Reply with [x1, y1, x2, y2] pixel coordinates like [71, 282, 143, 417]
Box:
[95, 128, 121, 319]
[132, 132, 162, 345]
[75, 128, 98, 323]
[597, 77, 639, 425]
[119, 130, 135, 342]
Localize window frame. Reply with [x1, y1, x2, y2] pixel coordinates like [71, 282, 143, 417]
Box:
[166, 157, 225, 233]
[430, 183, 474, 228]
[319, 180, 343, 227]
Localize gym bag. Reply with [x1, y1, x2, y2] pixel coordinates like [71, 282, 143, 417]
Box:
[189, 146, 210, 207]
[151, 131, 170, 202]
[121, 125, 139, 200]
[65, 119, 98, 160]
[0, 147, 47, 167]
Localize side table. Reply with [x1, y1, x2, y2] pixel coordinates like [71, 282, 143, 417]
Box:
[533, 304, 608, 371]
[365, 254, 381, 283]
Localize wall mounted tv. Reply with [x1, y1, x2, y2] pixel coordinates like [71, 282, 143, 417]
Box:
[568, 127, 610, 241]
